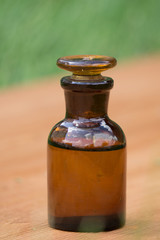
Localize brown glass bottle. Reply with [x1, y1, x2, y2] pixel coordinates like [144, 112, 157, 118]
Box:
[47, 55, 126, 232]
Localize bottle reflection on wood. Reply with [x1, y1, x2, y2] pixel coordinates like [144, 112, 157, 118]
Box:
[47, 55, 127, 232]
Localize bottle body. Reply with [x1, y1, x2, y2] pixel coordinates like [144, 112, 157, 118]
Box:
[47, 57, 127, 232]
[48, 137, 126, 232]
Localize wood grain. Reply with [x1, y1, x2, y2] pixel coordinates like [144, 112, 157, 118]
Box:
[0, 56, 160, 239]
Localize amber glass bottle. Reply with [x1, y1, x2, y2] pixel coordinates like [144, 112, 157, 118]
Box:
[47, 55, 126, 232]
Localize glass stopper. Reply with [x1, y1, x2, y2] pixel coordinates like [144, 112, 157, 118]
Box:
[57, 55, 117, 76]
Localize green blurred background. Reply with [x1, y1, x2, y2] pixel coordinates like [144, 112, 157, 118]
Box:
[0, 0, 160, 88]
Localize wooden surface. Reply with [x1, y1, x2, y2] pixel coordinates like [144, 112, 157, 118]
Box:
[0, 56, 160, 240]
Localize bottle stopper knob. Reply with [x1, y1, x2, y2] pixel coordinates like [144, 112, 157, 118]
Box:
[57, 55, 117, 76]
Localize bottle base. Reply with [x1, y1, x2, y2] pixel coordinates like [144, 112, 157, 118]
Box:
[48, 213, 125, 232]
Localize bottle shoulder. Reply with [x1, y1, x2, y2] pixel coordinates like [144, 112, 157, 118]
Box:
[48, 117, 126, 151]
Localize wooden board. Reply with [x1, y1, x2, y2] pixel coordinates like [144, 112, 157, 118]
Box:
[0, 56, 160, 239]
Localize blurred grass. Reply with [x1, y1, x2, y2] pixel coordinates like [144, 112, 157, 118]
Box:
[0, 0, 160, 88]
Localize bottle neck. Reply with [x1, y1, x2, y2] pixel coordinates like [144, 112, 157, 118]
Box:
[64, 90, 110, 119]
